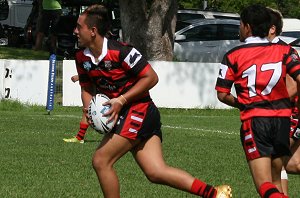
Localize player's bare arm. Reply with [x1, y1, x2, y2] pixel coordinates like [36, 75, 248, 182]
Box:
[295, 75, 300, 111]
[286, 74, 297, 100]
[81, 86, 95, 107]
[217, 92, 242, 109]
[81, 86, 95, 122]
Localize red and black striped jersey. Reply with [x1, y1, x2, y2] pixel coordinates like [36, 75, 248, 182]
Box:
[274, 37, 300, 118]
[215, 37, 300, 120]
[75, 38, 151, 100]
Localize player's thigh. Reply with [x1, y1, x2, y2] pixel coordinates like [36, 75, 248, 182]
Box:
[93, 133, 139, 165]
[132, 135, 166, 173]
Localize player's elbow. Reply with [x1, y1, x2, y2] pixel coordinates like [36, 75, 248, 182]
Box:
[148, 72, 158, 89]
[217, 92, 228, 103]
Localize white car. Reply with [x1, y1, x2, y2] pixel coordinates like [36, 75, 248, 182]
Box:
[174, 19, 240, 62]
[281, 18, 300, 38]
[177, 9, 240, 21]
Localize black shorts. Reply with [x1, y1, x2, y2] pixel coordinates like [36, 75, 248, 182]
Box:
[37, 9, 62, 35]
[240, 117, 291, 161]
[112, 101, 162, 141]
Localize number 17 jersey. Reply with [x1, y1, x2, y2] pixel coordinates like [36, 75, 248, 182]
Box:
[215, 38, 300, 121]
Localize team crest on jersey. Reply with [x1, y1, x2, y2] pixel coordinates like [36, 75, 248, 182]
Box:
[104, 61, 113, 70]
[83, 61, 92, 71]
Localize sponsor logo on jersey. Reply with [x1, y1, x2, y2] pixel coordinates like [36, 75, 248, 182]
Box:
[218, 64, 228, 79]
[124, 48, 142, 68]
[97, 78, 117, 91]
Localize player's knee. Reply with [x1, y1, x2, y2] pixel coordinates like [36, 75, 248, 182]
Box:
[285, 158, 300, 174]
[144, 169, 164, 184]
[92, 153, 109, 171]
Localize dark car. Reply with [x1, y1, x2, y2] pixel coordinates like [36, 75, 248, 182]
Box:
[0, 0, 8, 21]
[23, 0, 120, 58]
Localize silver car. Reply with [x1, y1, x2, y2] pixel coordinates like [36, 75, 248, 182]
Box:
[174, 19, 241, 63]
[177, 9, 240, 21]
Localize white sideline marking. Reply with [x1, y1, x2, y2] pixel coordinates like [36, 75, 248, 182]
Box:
[50, 115, 237, 135]
[52, 114, 81, 118]
[163, 115, 238, 118]
[162, 125, 237, 135]
[51, 114, 237, 118]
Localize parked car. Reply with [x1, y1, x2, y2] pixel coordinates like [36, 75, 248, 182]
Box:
[1, 0, 32, 28]
[174, 19, 240, 62]
[24, 0, 120, 57]
[0, 0, 25, 47]
[177, 9, 240, 21]
[176, 9, 240, 31]
[176, 9, 240, 35]
[281, 18, 300, 39]
[0, 0, 119, 56]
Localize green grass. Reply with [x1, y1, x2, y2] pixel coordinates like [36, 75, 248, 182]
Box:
[0, 46, 63, 60]
[0, 100, 299, 198]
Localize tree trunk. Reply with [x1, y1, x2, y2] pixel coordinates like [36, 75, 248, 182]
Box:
[119, 0, 178, 61]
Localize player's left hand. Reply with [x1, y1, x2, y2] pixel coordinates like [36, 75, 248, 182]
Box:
[103, 97, 125, 126]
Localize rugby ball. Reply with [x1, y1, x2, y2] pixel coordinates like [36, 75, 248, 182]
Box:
[88, 94, 114, 134]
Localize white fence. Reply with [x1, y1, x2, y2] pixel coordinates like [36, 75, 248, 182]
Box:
[0, 59, 229, 109]
[0, 60, 49, 105]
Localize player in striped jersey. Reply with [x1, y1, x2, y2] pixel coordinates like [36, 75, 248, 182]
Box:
[267, 7, 300, 196]
[215, 4, 300, 198]
[72, 4, 232, 198]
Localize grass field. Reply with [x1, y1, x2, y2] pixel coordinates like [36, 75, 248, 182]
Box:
[0, 100, 299, 198]
[0, 46, 63, 60]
